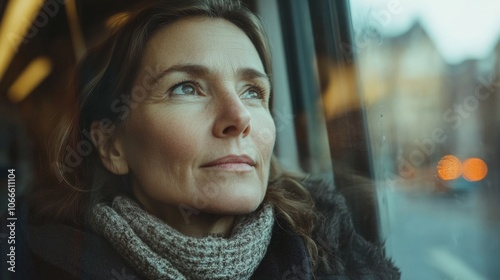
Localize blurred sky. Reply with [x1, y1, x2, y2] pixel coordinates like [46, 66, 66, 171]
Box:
[349, 0, 500, 64]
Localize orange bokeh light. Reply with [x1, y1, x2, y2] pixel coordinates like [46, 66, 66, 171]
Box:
[437, 155, 462, 180]
[462, 158, 488, 181]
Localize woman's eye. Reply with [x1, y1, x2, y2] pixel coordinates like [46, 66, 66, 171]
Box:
[241, 87, 262, 99]
[170, 82, 197, 95]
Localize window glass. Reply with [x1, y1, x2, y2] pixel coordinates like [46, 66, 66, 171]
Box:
[349, 0, 500, 278]
[259, 2, 500, 277]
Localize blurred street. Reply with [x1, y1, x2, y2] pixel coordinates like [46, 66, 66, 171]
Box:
[383, 187, 500, 280]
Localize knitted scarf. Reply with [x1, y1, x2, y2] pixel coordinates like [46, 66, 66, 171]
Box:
[90, 196, 274, 280]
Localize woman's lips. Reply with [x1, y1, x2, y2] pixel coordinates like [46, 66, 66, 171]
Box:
[201, 155, 256, 171]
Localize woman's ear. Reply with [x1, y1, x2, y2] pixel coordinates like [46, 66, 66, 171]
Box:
[90, 121, 129, 175]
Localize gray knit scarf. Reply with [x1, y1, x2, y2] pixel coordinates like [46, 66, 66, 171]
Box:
[91, 196, 274, 280]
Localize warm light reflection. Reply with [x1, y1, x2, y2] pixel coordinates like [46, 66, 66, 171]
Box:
[0, 0, 43, 81]
[8, 56, 52, 103]
[65, 0, 86, 61]
[437, 155, 462, 180]
[462, 158, 488, 182]
[105, 12, 130, 30]
[322, 65, 360, 119]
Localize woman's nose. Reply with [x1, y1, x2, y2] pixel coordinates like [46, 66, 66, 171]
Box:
[212, 94, 251, 138]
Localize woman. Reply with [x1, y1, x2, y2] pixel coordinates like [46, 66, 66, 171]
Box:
[23, 0, 400, 279]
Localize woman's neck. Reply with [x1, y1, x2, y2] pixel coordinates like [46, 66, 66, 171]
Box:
[133, 191, 235, 237]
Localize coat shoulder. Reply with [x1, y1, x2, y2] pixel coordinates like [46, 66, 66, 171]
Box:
[303, 176, 401, 279]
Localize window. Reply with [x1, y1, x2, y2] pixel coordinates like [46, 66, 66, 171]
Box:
[259, 0, 500, 278]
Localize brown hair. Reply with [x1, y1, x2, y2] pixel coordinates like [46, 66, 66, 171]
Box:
[34, 0, 320, 270]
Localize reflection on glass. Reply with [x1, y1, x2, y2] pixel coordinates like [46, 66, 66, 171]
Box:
[436, 155, 462, 181]
[349, 0, 500, 279]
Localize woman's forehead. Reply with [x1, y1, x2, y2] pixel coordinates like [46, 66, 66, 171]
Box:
[139, 16, 265, 75]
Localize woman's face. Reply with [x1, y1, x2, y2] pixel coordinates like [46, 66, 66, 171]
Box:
[110, 17, 275, 216]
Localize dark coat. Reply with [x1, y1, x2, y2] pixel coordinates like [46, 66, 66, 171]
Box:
[1, 184, 399, 280]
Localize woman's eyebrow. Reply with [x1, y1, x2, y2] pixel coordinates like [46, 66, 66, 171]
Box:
[152, 64, 269, 84]
[152, 64, 210, 83]
[239, 68, 270, 84]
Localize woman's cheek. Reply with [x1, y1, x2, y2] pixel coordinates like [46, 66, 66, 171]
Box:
[255, 113, 276, 152]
